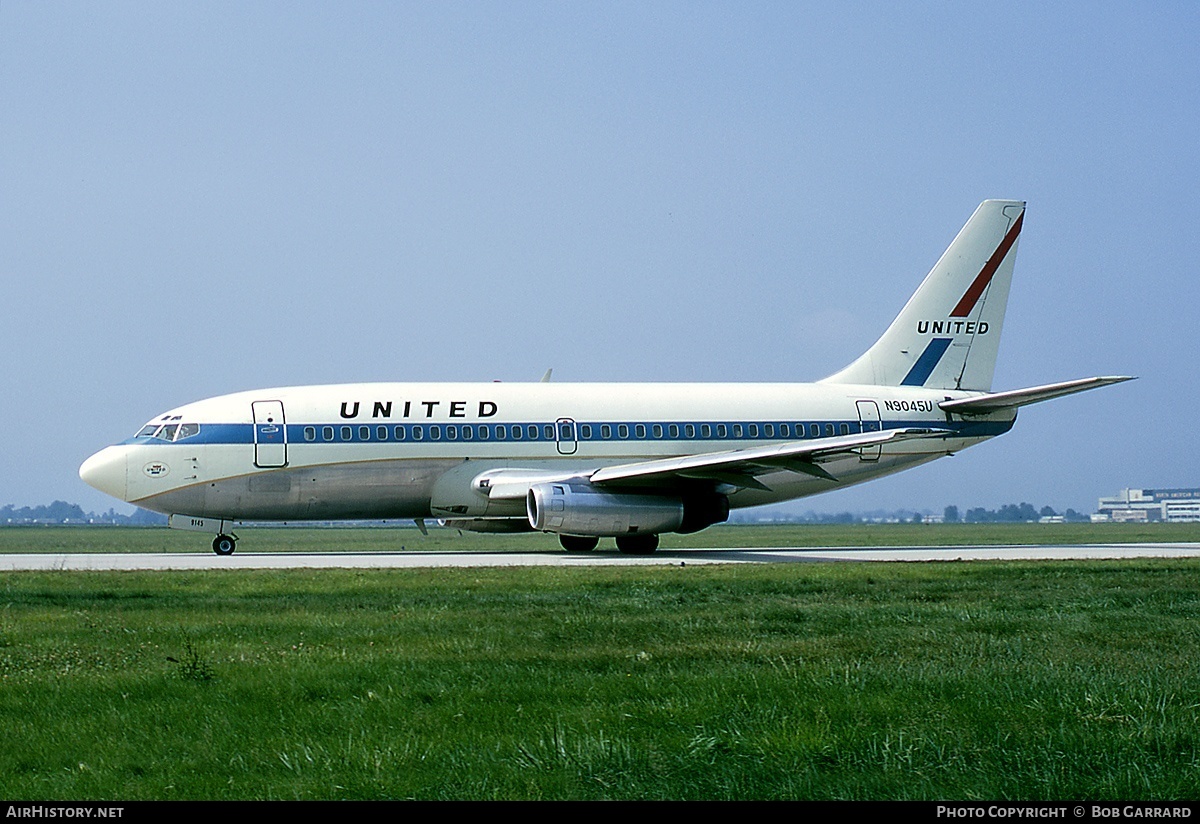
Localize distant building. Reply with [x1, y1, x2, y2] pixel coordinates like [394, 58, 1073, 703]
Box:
[1094, 488, 1200, 523]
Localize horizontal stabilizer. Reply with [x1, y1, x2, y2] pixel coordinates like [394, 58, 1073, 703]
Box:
[938, 376, 1135, 415]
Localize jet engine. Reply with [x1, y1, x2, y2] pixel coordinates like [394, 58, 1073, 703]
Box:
[526, 482, 728, 537]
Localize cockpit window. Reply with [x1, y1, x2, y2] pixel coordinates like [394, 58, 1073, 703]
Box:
[136, 422, 200, 440]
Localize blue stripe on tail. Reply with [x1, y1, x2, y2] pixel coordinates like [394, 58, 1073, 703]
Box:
[902, 338, 953, 386]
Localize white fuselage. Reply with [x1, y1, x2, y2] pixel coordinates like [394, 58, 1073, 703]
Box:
[80, 380, 1014, 523]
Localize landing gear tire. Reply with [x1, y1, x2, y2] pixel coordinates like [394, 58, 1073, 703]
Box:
[560, 535, 599, 552]
[212, 534, 237, 556]
[616, 534, 659, 555]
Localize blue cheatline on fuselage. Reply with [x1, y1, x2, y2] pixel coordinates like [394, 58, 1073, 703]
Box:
[121, 416, 1013, 448]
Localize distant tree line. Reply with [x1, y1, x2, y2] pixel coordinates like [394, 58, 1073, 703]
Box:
[1, 502, 166, 525]
[943, 504, 1090, 523]
[736, 503, 1094, 525]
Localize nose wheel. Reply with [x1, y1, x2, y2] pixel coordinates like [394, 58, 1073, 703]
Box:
[212, 534, 237, 556]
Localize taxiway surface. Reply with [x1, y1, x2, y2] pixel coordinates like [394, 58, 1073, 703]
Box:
[4, 544, 1200, 571]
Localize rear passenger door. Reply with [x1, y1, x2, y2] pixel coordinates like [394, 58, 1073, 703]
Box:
[856, 400, 882, 462]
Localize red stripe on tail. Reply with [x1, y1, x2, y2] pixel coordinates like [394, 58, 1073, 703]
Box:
[949, 210, 1024, 317]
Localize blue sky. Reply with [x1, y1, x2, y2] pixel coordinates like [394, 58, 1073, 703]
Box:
[2, 2, 1196, 515]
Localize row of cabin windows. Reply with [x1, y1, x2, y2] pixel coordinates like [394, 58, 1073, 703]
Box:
[587, 422, 849, 440]
[300, 421, 853, 443]
[303, 423, 559, 443]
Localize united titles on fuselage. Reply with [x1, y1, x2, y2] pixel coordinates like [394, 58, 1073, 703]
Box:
[339, 400, 499, 420]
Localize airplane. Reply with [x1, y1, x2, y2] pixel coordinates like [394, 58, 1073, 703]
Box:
[80, 200, 1131, 555]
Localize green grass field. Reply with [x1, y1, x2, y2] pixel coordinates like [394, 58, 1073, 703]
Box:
[1, 527, 1199, 800]
[1, 521, 1197, 554]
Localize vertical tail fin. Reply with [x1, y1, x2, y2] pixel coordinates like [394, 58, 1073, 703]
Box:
[821, 199, 1025, 391]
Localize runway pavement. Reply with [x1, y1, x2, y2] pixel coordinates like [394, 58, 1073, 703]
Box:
[4, 543, 1200, 570]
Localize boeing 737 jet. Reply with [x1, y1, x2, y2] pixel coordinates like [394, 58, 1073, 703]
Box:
[80, 200, 1131, 554]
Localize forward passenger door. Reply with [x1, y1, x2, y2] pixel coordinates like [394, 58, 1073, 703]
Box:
[252, 400, 288, 468]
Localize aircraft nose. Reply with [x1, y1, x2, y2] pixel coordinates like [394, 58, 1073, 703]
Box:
[80, 446, 129, 501]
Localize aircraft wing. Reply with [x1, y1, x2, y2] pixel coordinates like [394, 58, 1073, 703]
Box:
[588, 427, 948, 491]
[938, 376, 1134, 415]
[475, 427, 949, 499]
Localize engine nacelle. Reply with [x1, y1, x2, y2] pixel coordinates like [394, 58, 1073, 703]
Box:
[526, 482, 728, 537]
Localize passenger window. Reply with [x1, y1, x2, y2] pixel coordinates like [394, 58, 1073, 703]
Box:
[512, 426, 522, 440]
[394, 426, 405, 440]
[732, 424, 743, 438]
[779, 423, 790, 438]
[462, 425, 473, 440]
[618, 424, 629, 438]
[496, 425, 507, 439]
[304, 427, 316, 442]
[478, 425, 489, 440]
[359, 426, 370, 440]
[810, 424, 819, 438]
[543, 424, 554, 439]
[579, 424, 592, 439]
[412, 426, 424, 440]
[701, 424, 711, 438]
[635, 424, 646, 438]
[341, 426, 352, 441]
[601, 424, 612, 439]
[447, 425, 457, 440]
[764, 424, 774, 438]
[430, 426, 442, 440]
[669, 424, 680, 438]
[716, 424, 727, 438]
[377, 426, 388, 440]
[748, 424, 758, 438]
[825, 424, 834, 437]
[323, 426, 334, 441]
[840, 423, 850, 435]
[652, 424, 663, 438]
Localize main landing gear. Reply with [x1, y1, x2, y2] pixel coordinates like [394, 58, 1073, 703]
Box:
[616, 534, 659, 555]
[212, 534, 238, 556]
[556, 534, 662, 554]
[559, 535, 599, 552]
[557, 534, 660, 554]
